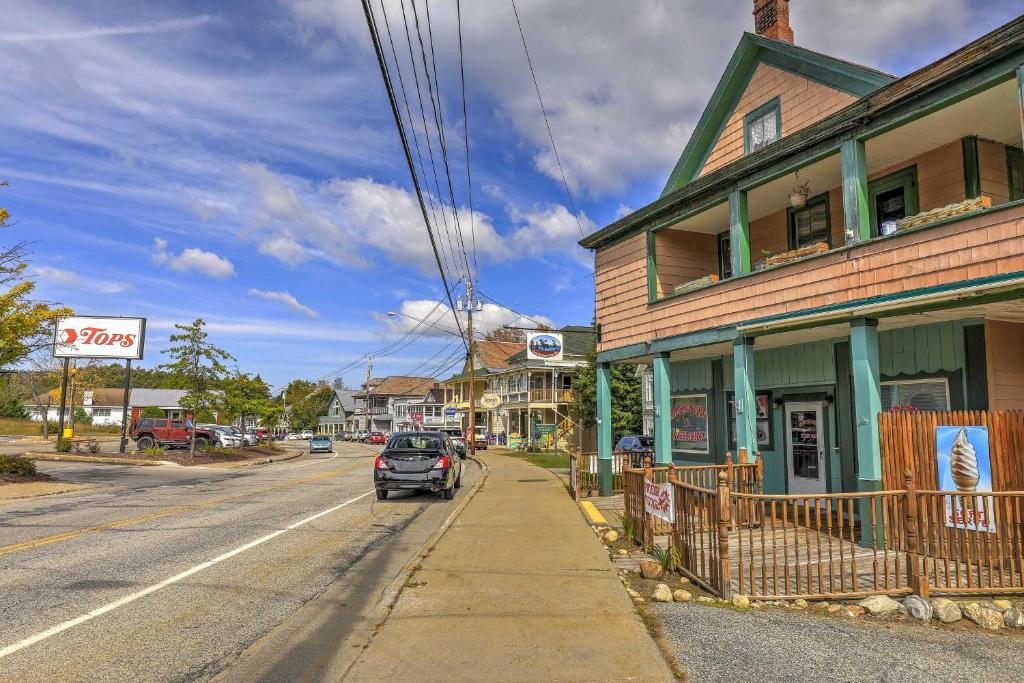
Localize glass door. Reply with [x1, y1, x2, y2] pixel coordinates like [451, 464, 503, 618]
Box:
[784, 402, 826, 495]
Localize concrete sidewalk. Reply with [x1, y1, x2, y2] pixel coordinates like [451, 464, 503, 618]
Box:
[344, 453, 673, 682]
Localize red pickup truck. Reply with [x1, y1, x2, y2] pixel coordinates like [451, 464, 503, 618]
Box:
[130, 418, 214, 450]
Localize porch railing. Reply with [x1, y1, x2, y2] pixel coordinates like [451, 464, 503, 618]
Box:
[570, 451, 648, 499]
[528, 388, 574, 403]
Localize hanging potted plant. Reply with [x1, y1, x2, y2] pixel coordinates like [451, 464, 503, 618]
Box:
[789, 172, 811, 208]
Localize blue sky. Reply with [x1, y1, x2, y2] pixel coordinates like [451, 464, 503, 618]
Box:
[3, 0, 1021, 390]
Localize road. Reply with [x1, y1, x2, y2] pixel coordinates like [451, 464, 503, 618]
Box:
[0, 441, 480, 682]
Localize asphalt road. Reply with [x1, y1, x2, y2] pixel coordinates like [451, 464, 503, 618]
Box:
[0, 442, 479, 682]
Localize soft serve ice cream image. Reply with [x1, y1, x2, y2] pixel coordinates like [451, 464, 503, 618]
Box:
[949, 427, 979, 509]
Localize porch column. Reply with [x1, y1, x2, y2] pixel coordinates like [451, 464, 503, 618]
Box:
[728, 190, 751, 275]
[597, 361, 613, 496]
[732, 337, 756, 462]
[652, 353, 672, 465]
[851, 318, 884, 545]
[841, 138, 870, 243]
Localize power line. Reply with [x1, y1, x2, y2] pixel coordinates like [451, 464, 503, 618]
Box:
[510, 0, 586, 239]
[358, 0, 469, 352]
[455, 0, 478, 281]
[475, 288, 551, 329]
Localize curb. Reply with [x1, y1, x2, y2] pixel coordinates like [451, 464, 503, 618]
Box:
[0, 482, 94, 501]
[23, 453, 162, 466]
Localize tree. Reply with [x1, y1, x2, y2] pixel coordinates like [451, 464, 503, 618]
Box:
[0, 244, 72, 370]
[158, 319, 234, 454]
[140, 406, 165, 419]
[284, 379, 333, 431]
[484, 326, 526, 343]
[217, 372, 275, 444]
[569, 351, 643, 440]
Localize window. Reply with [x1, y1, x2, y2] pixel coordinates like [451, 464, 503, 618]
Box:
[788, 194, 830, 249]
[717, 231, 732, 279]
[727, 391, 773, 450]
[1008, 147, 1024, 202]
[881, 379, 950, 413]
[671, 394, 709, 453]
[744, 98, 780, 155]
[868, 166, 918, 237]
[92, 408, 111, 417]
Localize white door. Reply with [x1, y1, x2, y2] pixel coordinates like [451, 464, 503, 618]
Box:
[784, 402, 826, 495]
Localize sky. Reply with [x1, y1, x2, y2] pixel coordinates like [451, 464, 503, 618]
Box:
[3, 0, 1021, 390]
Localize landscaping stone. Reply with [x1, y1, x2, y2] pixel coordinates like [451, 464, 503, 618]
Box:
[751, 601, 764, 609]
[639, 560, 664, 580]
[793, 599, 808, 609]
[731, 595, 750, 609]
[992, 599, 1011, 612]
[604, 530, 619, 543]
[617, 549, 628, 555]
[813, 602, 830, 611]
[627, 588, 642, 600]
[847, 606, 866, 617]
[836, 607, 858, 618]
[858, 595, 902, 616]
[697, 596, 715, 604]
[903, 595, 932, 621]
[827, 604, 843, 613]
[651, 584, 673, 603]
[930, 598, 962, 624]
[673, 589, 692, 603]
[678, 576, 690, 585]
[632, 566, 642, 574]
[1003, 607, 1024, 629]
[961, 603, 1003, 630]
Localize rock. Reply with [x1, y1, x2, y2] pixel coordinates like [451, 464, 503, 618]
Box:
[604, 530, 619, 543]
[827, 604, 843, 613]
[678, 576, 690, 585]
[626, 588, 642, 600]
[859, 595, 902, 616]
[617, 549, 628, 555]
[961, 603, 1003, 630]
[697, 596, 715, 604]
[751, 601, 764, 609]
[673, 589, 692, 602]
[903, 595, 933, 621]
[930, 598, 962, 624]
[731, 595, 750, 609]
[813, 602, 831, 611]
[651, 584, 673, 603]
[848, 606, 866, 617]
[1003, 607, 1024, 629]
[837, 607, 858, 618]
[793, 599, 808, 609]
[992, 599, 1011, 612]
[632, 566, 642, 574]
[639, 560, 664, 580]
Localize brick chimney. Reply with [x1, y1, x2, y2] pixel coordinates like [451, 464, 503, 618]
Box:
[753, 0, 794, 44]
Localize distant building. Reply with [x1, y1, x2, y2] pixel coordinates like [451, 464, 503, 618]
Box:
[24, 388, 199, 426]
[352, 376, 439, 433]
[317, 388, 358, 435]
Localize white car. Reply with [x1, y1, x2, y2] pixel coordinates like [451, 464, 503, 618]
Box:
[285, 433, 303, 440]
[299, 429, 314, 439]
[197, 424, 241, 447]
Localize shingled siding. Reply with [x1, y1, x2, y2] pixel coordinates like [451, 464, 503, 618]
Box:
[653, 229, 718, 297]
[595, 202, 1024, 352]
[700, 63, 857, 178]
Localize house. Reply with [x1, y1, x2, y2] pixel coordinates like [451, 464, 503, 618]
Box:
[392, 387, 446, 432]
[581, 3, 1024, 496]
[25, 388, 196, 426]
[317, 388, 358, 435]
[353, 376, 439, 433]
[442, 339, 524, 434]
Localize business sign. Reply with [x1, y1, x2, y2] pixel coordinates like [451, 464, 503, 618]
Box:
[54, 316, 146, 360]
[444, 406, 457, 418]
[671, 394, 709, 453]
[480, 393, 501, 409]
[644, 478, 675, 523]
[527, 332, 563, 361]
[412, 411, 424, 427]
[937, 426, 994, 533]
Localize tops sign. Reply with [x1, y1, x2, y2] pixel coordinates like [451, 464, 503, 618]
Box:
[54, 316, 146, 360]
[527, 332, 563, 361]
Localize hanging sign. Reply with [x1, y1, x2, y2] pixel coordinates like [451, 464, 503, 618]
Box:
[937, 426, 994, 533]
[644, 478, 675, 523]
[444, 406, 457, 418]
[54, 316, 146, 360]
[527, 332, 563, 361]
[480, 393, 501, 409]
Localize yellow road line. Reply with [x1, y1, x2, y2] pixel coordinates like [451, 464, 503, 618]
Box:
[579, 500, 607, 525]
[0, 457, 372, 557]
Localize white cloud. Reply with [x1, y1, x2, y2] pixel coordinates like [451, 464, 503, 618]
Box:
[508, 203, 594, 267]
[152, 237, 235, 279]
[248, 288, 318, 318]
[34, 265, 132, 294]
[378, 298, 553, 339]
[0, 15, 214, 43]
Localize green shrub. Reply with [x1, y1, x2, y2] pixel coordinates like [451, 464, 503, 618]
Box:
[144, 447, 165, 457]
[140, 407, 165, 419]
[55, 438, 73, 453]
[86, 440, 101, 453]
[74, 407, 92, 425]
[0, 455, 36, 476]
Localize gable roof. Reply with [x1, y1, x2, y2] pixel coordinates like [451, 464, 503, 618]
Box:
[661, 32, 894, 196]
[474, 340, 524, 371]
[332, 388, 358, 412]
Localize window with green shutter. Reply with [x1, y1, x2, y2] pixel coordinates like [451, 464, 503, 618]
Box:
[1008, 147, 1024, 202]
[787, 193, 830, 250]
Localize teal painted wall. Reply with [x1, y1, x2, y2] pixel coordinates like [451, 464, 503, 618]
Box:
[879, 321, 965, 376]
[722, 341, 837, 390]
[669, 358, 714, 391]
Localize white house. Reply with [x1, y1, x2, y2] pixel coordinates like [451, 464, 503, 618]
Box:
[25, 388, 193, 426]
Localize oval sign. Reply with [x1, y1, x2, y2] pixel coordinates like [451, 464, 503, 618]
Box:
[480, 393, 501, 409]
[527, 332, 563, 360]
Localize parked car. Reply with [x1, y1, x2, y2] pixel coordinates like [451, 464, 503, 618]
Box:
[299, 429, 314, 439]
[229, 426, 258, 446]
[196, 424, 242, 448]
[470, 427, 488, 451]
[374, 432, 462, 500]
[130, 418, 215, 450]
[614, 435, 655, 466]
[332, 433, 347, 441]
[438, 428, 467, 458]
[309, 435, 333, 453]
[252, 427, 270, 439]
[285, 433, 303, 440]
[365, 431, 386, 445]
[353, 429, 368, 442]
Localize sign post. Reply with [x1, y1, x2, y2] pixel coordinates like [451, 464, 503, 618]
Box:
[119, 359, 133, 454]
[56, 357, 70, 440]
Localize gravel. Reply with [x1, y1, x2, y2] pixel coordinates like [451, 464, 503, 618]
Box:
[652, 602, 1024, 682]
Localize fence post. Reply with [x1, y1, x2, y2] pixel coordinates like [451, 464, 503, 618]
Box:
[643, 455, 655, 547]
[754, 451, 764, 494]
[903, 468, 929, 597]
[717, 469, 733, 600]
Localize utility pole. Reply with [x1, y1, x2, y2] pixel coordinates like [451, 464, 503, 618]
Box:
[363, 356, 374, 433]
[466, 280, 477, 457]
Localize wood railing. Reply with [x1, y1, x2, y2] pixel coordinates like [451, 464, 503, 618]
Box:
[529, 388, 574, 403]
[570, 451, 649, 499]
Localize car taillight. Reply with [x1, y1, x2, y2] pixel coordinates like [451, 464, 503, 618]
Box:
[375, 455, 389, 470]
[432, 455, 450, 470]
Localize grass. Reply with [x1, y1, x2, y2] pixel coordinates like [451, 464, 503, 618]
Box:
[0, 418, 122, 436]
[514, 451, 571, 470]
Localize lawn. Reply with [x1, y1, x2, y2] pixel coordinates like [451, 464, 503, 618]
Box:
[0, 418, 122, 436]
[514, 451, 571, 470]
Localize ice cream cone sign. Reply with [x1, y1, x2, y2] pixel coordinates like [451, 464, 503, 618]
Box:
[949, 427, 979, 510]
[936, 425, 994, 533]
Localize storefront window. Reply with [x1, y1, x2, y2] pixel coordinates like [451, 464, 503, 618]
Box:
[671, 394, 709, 453]
[727, 391, 773, 449]
[881, 379, 950, 413]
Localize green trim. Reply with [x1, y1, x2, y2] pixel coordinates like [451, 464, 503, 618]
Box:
[1007, 146, 1024, 202]
[660, 32, 894, 196]
[841, 138, 870, 243]
[743, 96, 782, 156]
[787, 191, 831, 250]
[850, 318, 882, 483]
[646, 229, 657, 302]
[652, 352, 672, 464]
[732, 337, 757, 459]
[962, 135, 980, 199]
[717, 230, 732, 280]
[596, 342, 649, 364]
[729, 190, 750, 275]
[650, 327, 738, 355]
[867, 165, 919, 237]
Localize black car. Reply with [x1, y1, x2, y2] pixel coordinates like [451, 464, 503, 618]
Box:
[615, 435, 655, 454]
[374, 432, 462, 501]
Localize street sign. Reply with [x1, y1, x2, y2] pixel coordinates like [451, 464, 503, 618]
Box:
[54, 316, 146, 360]
[527, 332, 563, 361]
[444, 406, 457, 418]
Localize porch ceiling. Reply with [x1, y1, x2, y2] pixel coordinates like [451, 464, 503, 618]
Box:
[661, 200, 729, 235]
[746, 152, 842, 222]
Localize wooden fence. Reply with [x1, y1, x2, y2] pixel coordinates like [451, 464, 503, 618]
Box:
[571, 451, 661, 499]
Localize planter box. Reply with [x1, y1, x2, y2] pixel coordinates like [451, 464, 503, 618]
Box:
[764, 242, 829, 267]
[673, 274, 719, 295]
